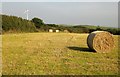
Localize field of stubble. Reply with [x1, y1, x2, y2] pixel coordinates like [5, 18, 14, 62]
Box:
[2, 33, 119, 75]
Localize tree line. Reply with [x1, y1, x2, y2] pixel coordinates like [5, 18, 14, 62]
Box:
[2, 15, 37, 33]
[1, 15, 120, 35]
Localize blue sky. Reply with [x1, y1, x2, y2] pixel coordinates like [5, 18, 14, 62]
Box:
[1, 1, 119, 27]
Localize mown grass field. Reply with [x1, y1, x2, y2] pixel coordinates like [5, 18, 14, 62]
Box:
[2, 33, 119, 75]
[0, 35, 2, 76]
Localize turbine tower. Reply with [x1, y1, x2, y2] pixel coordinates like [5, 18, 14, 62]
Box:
[24, 9, 29, 20]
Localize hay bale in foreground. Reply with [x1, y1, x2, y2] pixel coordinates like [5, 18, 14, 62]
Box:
[87, 31, 114, 53]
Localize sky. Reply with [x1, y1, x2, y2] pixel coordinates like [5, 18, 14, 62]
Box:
[1, 1, 119, 28]
[1, 0, 120, 2]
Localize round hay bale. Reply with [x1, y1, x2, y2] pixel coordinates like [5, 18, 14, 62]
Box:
[64, 30, 69, 33]
[87, 31, 114, 53]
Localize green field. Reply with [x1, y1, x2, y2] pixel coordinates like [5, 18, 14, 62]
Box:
[2, 33, 119, 75]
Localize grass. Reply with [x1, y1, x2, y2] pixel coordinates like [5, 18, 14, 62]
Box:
[2, 33, 119, 75]
[0, 35, 1, 76]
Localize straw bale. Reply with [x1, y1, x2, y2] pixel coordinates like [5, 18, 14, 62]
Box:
[87, 31, 114, 53]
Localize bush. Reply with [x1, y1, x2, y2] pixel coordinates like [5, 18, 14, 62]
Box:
[2, 15, 37, 33]
[106, 28, 118, 35]
[32, 17, 44, 28]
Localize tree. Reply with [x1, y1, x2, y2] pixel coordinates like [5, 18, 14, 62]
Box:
[96, 25, 102, 31]
[32, 17, 44, 28]
[2, 15, 37, 33]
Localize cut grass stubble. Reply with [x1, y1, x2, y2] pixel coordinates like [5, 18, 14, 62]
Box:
[2, 33, 119, 75]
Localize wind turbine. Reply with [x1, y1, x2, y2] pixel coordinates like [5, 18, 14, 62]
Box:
[24, 9, 29, 20]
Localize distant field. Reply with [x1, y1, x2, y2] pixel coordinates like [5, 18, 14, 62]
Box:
[80, 25, 119, 30]
[2, 33, 119, 75]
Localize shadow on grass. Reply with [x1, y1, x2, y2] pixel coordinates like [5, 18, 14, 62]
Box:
[67, 46, 95, 53]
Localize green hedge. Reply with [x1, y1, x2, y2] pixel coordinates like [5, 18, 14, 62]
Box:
[2, 15, 37, 33]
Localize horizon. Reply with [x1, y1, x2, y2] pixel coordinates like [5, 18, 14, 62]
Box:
[2, 2, 118, 28]
[1, 13, 118, 28]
